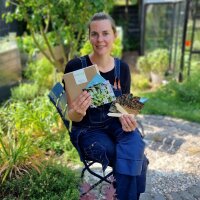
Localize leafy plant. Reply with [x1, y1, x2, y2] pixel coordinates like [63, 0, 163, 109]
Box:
[11, 83, 39, 101]
[139, 70, 200, 123]
[16, 34, 40, 58]
[131, 73, 150, 91]
[24, 58, 55, 90]
[137, 48, 169, 74]
[0, 131, 45, 183]
[0, 94, 80, 163]
[112, 36, 123, 58]
[0, 163, 80, 199]
[3, 0, 115, 69]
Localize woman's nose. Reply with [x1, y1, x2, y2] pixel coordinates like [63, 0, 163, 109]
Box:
[97, 34, 103, 41]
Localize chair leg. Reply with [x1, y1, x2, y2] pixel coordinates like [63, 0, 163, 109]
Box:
[80, 171, 113, 197]
[81, 161, 96, 179]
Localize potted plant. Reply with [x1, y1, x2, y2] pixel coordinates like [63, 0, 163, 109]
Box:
[137, 48, 169, 84]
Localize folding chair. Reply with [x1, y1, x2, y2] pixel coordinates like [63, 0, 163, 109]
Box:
[48, 82, 113, 196]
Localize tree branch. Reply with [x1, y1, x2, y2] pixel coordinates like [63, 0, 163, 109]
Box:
[30, 28, 54, 65]
[44, 13, 50, 33]
[40, 25, 56, 62]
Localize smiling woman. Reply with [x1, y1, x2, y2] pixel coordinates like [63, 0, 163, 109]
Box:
[88, 14, 117, 71]
[63, 12, 148, 200]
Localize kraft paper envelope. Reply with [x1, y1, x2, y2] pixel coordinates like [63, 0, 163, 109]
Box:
[63, 64, 99, 102]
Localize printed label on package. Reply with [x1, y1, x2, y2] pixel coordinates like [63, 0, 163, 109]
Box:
[73, 69, 87, 85]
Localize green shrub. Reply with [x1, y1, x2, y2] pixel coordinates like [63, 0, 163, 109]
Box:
[0, 131, 45, 183]
[152, 68, 200, 104]
[0, 95, 80, 163]
[112, 37, 123, 58]
[0, 163, 80, 200]
[137, 49, 169, 74]
[166, 77, 200, 104]
[140, 71, 200, 122]
[17, 33, 59, 58]
[11, 83, 39, 101]
[131, 74, 150, 91]
[17, 35, 38, 57]
[25, 58, 55, 91]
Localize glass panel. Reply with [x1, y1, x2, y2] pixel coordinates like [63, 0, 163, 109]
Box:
[144, 3, 174, 52]
[185, 0, 200, 76]
[170, 1, 186, 75]
[143, 0, 186, 77]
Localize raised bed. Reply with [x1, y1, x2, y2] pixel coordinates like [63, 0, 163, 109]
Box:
[0, 42, 22, 101]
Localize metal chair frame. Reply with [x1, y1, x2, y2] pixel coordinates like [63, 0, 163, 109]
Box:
[48, 82, 113, 196]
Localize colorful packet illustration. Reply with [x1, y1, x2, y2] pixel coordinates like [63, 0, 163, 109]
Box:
[109, 94, 148, 115]
[84, 74, 116, 108]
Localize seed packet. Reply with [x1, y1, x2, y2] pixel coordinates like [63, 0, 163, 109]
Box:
[83, 73, 116, 108]
[109, 94, 148, 115]
[84, 80, 116, 108]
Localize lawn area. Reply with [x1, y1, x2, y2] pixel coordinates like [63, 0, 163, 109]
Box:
[131, 62, 200, 123]
[140, 88, 200, 123]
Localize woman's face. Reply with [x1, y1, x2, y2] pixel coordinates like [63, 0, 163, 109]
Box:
[89, 19, 116, 56]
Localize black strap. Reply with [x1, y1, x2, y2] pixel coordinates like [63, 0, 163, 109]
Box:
[114, 58, 120, 79]
[114, 58, 121, 90]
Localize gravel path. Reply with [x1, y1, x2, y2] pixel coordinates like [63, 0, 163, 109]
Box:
[82, 115, 200, 200]
[137, 115, 200, 200]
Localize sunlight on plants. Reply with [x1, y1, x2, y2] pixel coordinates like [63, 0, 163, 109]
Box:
[0, 131, 45, 183]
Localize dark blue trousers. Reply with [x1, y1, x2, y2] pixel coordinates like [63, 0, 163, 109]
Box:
[71, 119, 148, 200]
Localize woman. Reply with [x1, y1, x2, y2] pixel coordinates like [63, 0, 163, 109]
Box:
[64, 12, 148, 200]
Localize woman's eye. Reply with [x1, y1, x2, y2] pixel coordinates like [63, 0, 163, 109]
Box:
[91, 32, 97, 37]
[103, 32, 109, 36]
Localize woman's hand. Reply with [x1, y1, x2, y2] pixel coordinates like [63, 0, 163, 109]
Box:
[68, 91, 91, 122]
[71, 91, 91, 116]
[119, 114, 137, 132]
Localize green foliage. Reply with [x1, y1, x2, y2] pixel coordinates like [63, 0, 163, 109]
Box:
[80, 37, 122, 58]
[1, 96, 59, 145]
[140, 71, 200, 123]
[112, 37, 123, 58]
[161, 76, 200, 104]
[137, 49, 169, 74]
[80, 40, 93, 56]
[16, 35, 39, 57]
[0, 94, 80, 164]
[3, 0, 115, 65]
[131, 74, 150, 91]
[11, 83, 39, 101]
[0, 131, 45, 183]
[0, 163, 80, 200]
[24, 58, 55, 90]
